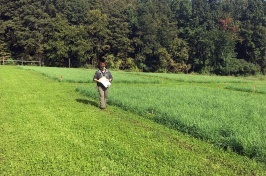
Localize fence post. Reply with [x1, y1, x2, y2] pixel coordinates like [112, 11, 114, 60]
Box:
[3, 57, 4, 65]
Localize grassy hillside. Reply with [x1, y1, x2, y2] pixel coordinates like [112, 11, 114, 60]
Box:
[0, 66, 266, 175]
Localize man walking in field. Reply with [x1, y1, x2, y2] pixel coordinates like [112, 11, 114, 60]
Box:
[93, 59, 113, 110]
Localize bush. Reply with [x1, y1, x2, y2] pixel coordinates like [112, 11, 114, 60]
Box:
[221, 58, 260, 76]
[4, 58, 16, 65]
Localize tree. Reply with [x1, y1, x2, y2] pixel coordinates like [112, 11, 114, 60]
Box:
[86, 9, 110, 64]
[43, 17, 91, 67]
[53, 0, 90, 24]
[0, 0, 265, 74]
[236, 0, 266, 73]
[102, 1, 134, 69]
[136, 0, 180, 72]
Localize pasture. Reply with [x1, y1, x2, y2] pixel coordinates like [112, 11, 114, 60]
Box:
[70, 66, 266, 162]
[1, 65, 266, 175]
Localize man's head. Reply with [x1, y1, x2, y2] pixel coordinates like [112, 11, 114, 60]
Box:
[99, 61, 106, 70]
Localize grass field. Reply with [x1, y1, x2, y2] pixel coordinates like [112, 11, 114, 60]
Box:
[1, 65, 266, 175]
[21, 66, 161, 84]
[77, 83, 266, 161]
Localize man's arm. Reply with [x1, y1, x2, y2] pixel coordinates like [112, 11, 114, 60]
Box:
[93, 72, 100, 82]
[94, 78, 100, 83]
[108, 72, 113, 82]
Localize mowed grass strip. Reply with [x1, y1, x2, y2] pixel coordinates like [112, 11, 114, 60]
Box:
[20, 66, 161, 84]
[132, 72, 254, 83]
[0, 66, 266, 175]
[225, 84, 266, 94]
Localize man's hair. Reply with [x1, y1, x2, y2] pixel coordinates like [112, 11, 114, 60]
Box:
[99, 61, 105, 68]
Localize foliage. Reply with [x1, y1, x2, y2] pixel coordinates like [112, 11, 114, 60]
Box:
[0, 0, 265, 75]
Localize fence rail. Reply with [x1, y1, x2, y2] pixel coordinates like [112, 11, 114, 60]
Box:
[0, 58, 41, 66]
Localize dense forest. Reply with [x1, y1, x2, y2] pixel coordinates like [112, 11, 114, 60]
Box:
[0, 0, 265, 75]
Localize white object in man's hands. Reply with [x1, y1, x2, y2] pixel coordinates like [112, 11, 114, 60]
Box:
[99, 77, 111, 88]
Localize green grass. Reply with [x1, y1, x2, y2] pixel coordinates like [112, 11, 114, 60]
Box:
[77, 83, 266, 162]
[19, 66, 266, 161]
[18, 66, 266, 162]
[1, 66, 266, 175]
[21, 66, 161, 84]
[225, 84, 266, 94]
[134, 72, 254, 83]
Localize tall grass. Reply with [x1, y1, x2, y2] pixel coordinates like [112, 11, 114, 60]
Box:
[77, 85, 266, 161]
[20, 66, 161, 84]
[77, 83, 266, 163]
[21, 66, 264, 85]
[3, 66, 266, 174]
[134, 72, 253, 83]
[19, 66, 266, 162]
[225, 84, 266, 94]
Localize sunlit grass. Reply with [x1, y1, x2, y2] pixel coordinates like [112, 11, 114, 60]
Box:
[77, 83, 266, 162]
[2, 65, 265, 175]
[225, 84, 266, 94]
[20, 66, 161, 84]
[19, 66, 266, 162]
[134, 72, 254, 83]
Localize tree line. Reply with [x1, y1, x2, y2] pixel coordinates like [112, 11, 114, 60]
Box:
[0, 0, 265, 75]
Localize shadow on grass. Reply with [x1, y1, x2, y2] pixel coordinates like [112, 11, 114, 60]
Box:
[76, 98, 98, 107]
